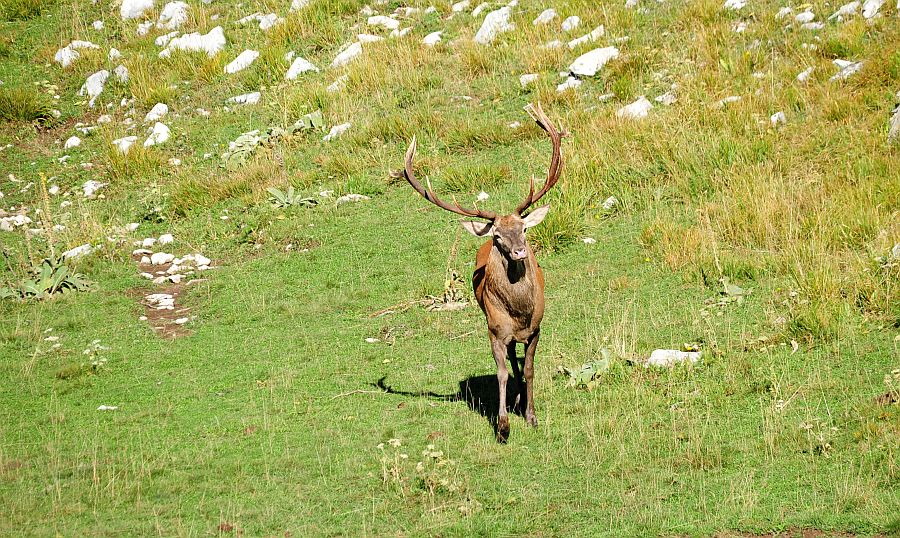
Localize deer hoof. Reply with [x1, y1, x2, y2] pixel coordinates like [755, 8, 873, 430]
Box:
[496, 415, 510, 443]
[526, 413, 538, 427]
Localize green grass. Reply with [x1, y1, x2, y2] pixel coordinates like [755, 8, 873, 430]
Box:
[1, 0, 899, 535]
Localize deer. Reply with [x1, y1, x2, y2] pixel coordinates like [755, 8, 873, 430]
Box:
[402, 102, 565, 442]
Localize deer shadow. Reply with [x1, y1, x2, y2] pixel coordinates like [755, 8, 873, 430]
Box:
[373, 374, 526, 439]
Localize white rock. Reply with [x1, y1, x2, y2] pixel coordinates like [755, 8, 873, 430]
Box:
[733, 21, 748, 32]
[224, 50, 259, 74]
[533, 8, 557, 25]
[357, 33, 384, 43]
[228, 92, 260, 105]
[770, 111, 786, 126]
[48, 184, 60, 195]
[561, 15, 580, 31]
[476, 191, 489, 202]
[54, 40, 99, 68]
[474, 6, 514, 45]
[452, 0, 470, 11]
[569, 46, 619, 77]
[556, 76, 582, 92]
[142, 237, 157, 248]
[616, 96, 652, 120]
[259, 13, 282, 31]
[285, 56, 320, 79]
[194, 254, 211, 266]
[82, 180, 107, 198]
[323, 122, 352, 141]
[144, 122, 171, 147]
[158, 233, 174, 244]
[794, 10, 815, 22]
[78, 70, 109, 107]
[602, 195, 619, 210]
[112, 136, 138, 154]
[716, 95, 742, 107]
[159, 26, 226, 58]
[542, 39, 564, 49]
[800, 21, 823, 29]
[151, 252, 175, 265]
[332, 42, 363, 67]
[144, 103, 168, 123]
[114, 64, 129, 83]
[472, 2, 490, 17]
[64, 136, 82, 149]
[108, 48, 122, 61]
[97, 405, 119, 411]
[889, 104, 900, 142]
[723, 0, 745, 10]
[830, 59, 863, 81]
[174, 317, 189, 324]
[423, 31, 442, 46]
[582, 237, 596, 244]
[155, 31, 180, 47]
[862, 0, 884, 17]
[776, 6, 793, 18]
[336, 193, 370, 205]
[327, 75, 349, 92]
[290, 0, 310, 10]
[829, 1, 860, 20]
[797, 66, 815, 82]
[368, 15, 400, 30]
[121, 0, 153, 19]
[137, 21, 153, 35]
[62, 244, 92, 258]
[645, 349, 701, 368]
[158, 1, 189, 29]
[568, 26, 604, 49]
[520, 73, 539, 88]
[92, 20, 104, 30]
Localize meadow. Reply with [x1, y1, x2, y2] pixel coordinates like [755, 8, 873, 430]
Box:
[0, 0, 898, 535]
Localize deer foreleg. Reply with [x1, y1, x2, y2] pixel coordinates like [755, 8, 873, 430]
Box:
[523, 330, 539, 427]
[491, 336, 511, 442]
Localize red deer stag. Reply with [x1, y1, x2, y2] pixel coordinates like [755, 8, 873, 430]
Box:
[402, 103, 564, 442]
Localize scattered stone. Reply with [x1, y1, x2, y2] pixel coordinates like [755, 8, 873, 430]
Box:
[533, 8, 557, 25]
[62, 244, 92, 259]
[862, 0, 884, 18]
[800, 21, 824, 30]
[830, 59, 863, 81]
[158, 233, 174, 245]
[582, 237, 596, 244]
[159, 26, 226, 58]
[357, 33, 385, 43]
[92, 20, 104, 30]
[82, 180, 107, 198]
[108, 48, 122, 61]
[423, 31, 442, 46]
[733, 21, 748, 32]
[452, 0, 470, 12]
[557, 76, 582, 92]
[602, 195, 619, 210]
[474, 6, 514, 45]
[144, 103, 168, 123]
[285, 56, 319, 79]
[520, 73, 538, 88]
[155, 32, 180, 47]
[157, 1, 189, 29]
[716, 95, 742, 107]
[655, 90, 677, 105]
[97, 405, 119, 411]
[174, 317, 189, 324]
[770, 111, 786, 126]
[561, 15, 580, 31]
[224, 50, 259, 74]
[568, 26, 604, 49]
[323, 122, 352, 141]
[144, 122, 171, 147]
[112, 136, 138, 154]
[617, 96, 652, 120]
[64, 136, 81, 149]
[137, 21, 153, 35]
[121, 0, 153, 20]
[114, 64, 129, 83]
[228, 92, 261, 105]
[776, 6, 793, 18]
[54, 40, 99, 68]
[569, 46, 619, 77]
[794, 10, 815, 23]
[888, 103, 900, 142]
[797, 66, 814, 82]
[723, 0, 745, 10]
[368, 15, 400, 30]
[79, 70, 110, 107]
[645, 349, 701, 368]
[290, 0, 310, 11]
[829, 1, 860, 20]
[332, 41, 363, 67]
[327, 75, 349, 92]
[151, 252, 175, 265]
[336, 193, 370, 205]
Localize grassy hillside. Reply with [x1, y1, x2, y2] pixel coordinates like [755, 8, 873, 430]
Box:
[1, 0, 898, 535]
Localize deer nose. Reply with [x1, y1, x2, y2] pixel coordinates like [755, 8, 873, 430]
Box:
[511, 248, 528, 260]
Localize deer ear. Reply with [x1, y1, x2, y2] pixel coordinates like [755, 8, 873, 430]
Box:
[522, 204, 550, 229]
[461, 220, 493, 237]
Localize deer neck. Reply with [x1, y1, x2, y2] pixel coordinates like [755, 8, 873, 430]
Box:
[487, 245, 536, 312]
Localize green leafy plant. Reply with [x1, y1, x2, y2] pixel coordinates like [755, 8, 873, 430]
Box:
[556, 348, 613, 390]
[266, 186, 317, 208]
[1, 256, 92, 300]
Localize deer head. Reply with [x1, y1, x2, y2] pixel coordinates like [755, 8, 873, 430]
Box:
[402, 102, 565, 262]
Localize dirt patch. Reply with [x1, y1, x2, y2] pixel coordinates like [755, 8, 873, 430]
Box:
[715, 529, 876, 538]
[874, 391, 899, 406]
[132, 254, 206, 339]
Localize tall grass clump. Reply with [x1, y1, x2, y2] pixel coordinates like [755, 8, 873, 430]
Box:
[0, 86, 53, 123]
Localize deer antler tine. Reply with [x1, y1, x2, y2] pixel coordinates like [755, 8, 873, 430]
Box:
[517, 102, 563, 214]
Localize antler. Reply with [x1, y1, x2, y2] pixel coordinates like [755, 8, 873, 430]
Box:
[515, 102, 565, 215]
[403, 136, 497, 220]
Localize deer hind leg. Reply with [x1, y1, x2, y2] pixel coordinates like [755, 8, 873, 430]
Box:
[507, 342, 524, 412]
[523, 330, 540, 427]
[491, 336, 511, 442]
